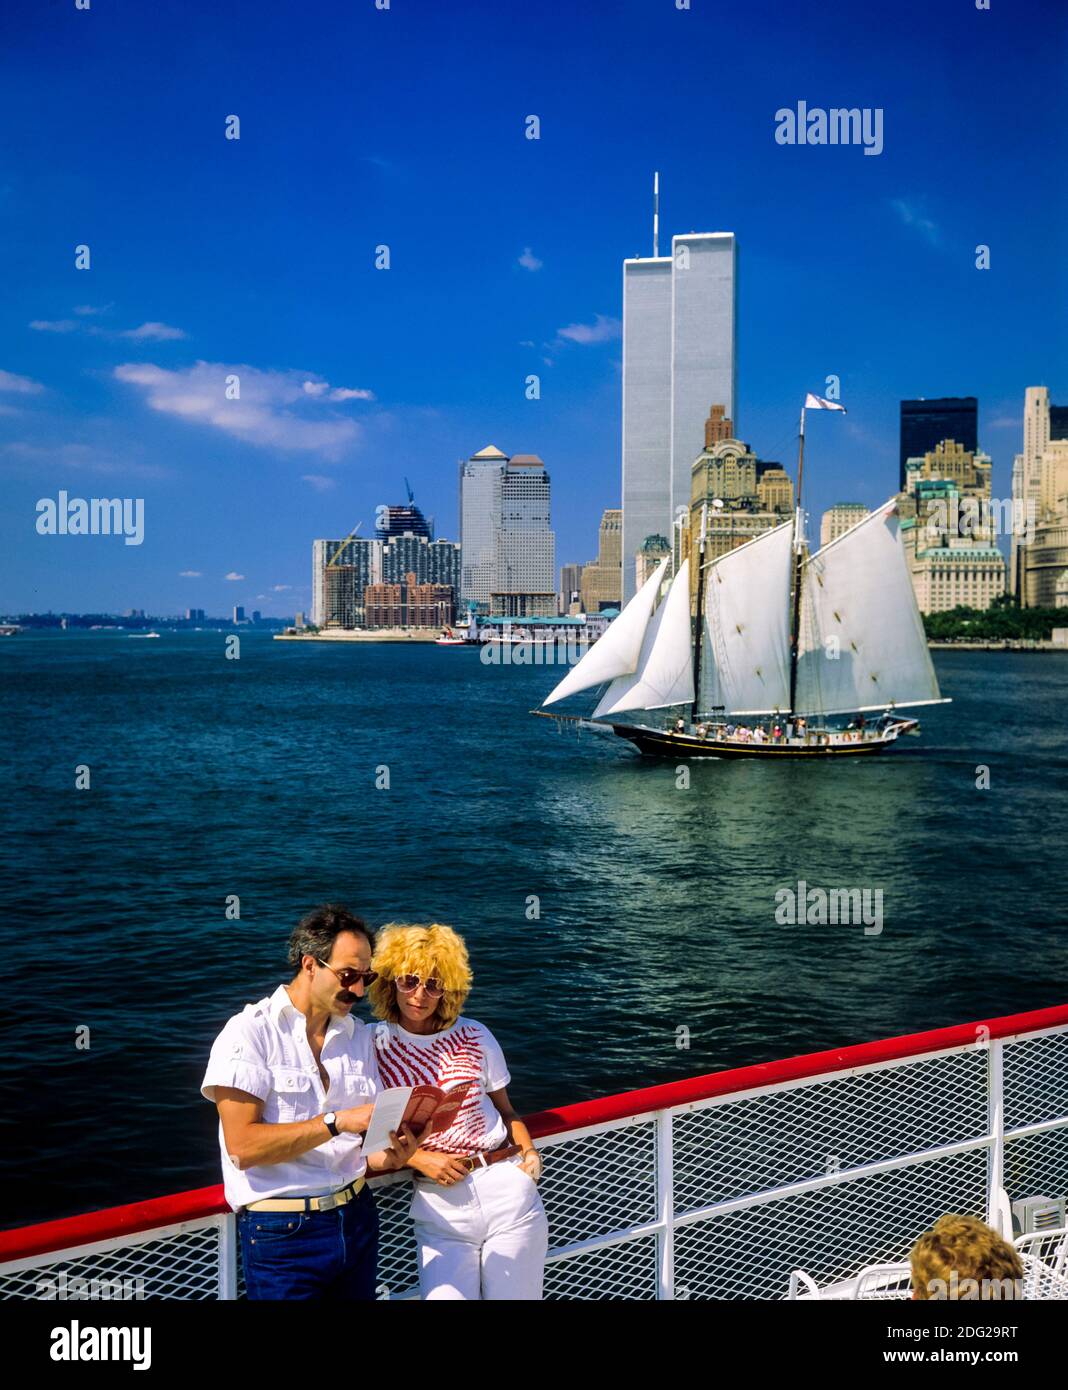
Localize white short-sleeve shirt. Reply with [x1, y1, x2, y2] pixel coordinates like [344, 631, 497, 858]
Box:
[201, 985, 379, 1211]
[372, 1016, 510, 1154]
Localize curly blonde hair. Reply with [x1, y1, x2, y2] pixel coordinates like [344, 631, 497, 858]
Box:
[910, 1214, 1023, 1299]
[369, 923, 472, 1031]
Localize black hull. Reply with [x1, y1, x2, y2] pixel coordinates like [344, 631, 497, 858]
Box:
[609, 725, 900, 759]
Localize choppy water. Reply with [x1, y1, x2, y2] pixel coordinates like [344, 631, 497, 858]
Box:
[1, 631, 1066, 1227]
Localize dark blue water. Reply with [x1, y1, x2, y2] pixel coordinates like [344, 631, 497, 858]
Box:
[2, 630, 1066, 1228]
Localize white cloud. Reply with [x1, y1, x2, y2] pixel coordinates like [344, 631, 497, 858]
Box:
[890, 198, 940, 246]
[225, 571, 245, 581]
[556, 314, 621, 345]
[115, 361, 368, 458]
[0, 369, 44, 393]
[74, 304, 111, 316]
[301, 473, 337, 491]
[302, 379, 374, 402]
[118, 321, 187, 341]
[272, 583, 292, 591]
[179, 570, 202, 578]
[29, 319, 78, 333]
[328, 386, 374, 401]
[518, 247, 543, 272]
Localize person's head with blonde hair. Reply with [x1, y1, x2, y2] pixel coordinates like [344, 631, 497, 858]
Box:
[910, 1214, 1023, 1300]
[369, 923, 472, 1032]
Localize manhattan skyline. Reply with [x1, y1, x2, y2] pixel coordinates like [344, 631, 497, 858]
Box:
[1, 0, 1065, 616]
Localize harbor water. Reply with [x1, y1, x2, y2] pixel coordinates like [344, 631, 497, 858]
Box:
[1, 630, 1066, 1227]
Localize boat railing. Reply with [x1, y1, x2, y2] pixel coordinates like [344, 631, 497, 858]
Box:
[2, 1003, 1067, 1300]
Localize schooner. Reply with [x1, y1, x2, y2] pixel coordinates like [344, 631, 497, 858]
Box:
[535, 396, 948, 758]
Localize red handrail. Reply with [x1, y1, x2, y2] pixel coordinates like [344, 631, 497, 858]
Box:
[4, 1001, 1066, 1264]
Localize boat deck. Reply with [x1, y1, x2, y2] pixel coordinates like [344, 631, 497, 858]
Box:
[2, 1004, 1067, 1300]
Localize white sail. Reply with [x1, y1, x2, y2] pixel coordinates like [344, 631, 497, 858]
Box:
[698, 520, 794, 716]
[794, 500, 941, 716]
[592, 560, 694, 717]
[542, 556, 669, 706]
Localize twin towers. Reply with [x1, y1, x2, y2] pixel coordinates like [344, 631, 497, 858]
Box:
[621, 231, 736, 601]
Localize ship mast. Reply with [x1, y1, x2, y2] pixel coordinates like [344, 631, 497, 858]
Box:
[690, 501, 708, 725]
[788, 405, 806, 716]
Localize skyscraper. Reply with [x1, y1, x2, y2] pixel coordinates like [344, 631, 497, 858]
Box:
[459, 445, 507, 608]
[492, 454, 555, 617]
[622, 231, 736, 599]
[899, 398, 978, 491]
[579, 509, 623, 613]
[1013, 386, 1068, 606]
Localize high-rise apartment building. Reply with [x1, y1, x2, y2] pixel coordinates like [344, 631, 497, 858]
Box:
[312, 536, 383, 628]
[376, 502, 432, 540]
[382, 534, 460, 590]
[899, 398, 978, 492]
[622, 232, 737, 599]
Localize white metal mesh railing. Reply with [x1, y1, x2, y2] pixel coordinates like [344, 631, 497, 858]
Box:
[4, 1013, 1067, 1300]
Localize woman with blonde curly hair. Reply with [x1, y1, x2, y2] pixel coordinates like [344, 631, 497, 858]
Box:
[368, 922, 548, 1300]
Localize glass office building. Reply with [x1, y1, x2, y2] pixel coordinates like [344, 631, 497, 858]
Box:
[899, 398, 978, 491]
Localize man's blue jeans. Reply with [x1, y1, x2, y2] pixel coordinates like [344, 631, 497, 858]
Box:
[238, 1184, 380, 1300]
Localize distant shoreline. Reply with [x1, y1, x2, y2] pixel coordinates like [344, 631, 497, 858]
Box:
[928, 640, 1068, 652]
[273, 629, 441, 643]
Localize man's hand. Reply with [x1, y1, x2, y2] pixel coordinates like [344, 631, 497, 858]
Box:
[408, 1150, 471, 1186]
[334, 1104, 374, 1136]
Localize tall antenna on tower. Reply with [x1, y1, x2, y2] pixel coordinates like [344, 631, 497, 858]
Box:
[653, 171, 660, 257]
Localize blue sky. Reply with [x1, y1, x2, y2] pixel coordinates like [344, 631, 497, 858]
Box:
[1, 0, 1065, 615]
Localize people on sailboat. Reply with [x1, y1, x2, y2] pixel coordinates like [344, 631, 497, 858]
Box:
[772, 723, 783, 744]
[752, 726, 766, 744]
[674, 717, 686, 735]
[696, 722, 708, 740]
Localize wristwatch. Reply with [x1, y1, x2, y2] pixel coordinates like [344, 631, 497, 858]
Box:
[323, 1111, 340, 1137]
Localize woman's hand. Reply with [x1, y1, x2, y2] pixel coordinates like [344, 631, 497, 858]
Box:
[518, 1148, 542, 1183]
[408, 1149, 471, 1186]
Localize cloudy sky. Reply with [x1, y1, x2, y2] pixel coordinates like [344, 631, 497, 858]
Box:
[1, 0, 1064, 614]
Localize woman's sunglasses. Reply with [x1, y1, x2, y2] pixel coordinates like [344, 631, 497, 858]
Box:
[395, 974, 445, 998]
[317, 959, 378, 989]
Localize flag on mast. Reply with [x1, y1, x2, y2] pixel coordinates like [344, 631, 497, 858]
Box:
[804, 393, 847, 412]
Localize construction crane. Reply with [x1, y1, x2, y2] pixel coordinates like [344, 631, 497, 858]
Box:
[404, 477, 414, 505]
[326, 522, 362, 568]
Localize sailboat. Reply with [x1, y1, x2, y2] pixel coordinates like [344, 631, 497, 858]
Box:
[534, 396, 948, 758]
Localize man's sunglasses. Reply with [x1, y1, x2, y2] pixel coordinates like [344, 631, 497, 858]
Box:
[317, 959, 378, 989]
[395, 974, 445, 998]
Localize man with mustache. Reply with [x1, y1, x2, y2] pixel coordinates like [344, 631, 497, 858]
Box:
[202, 904, 418, 1300]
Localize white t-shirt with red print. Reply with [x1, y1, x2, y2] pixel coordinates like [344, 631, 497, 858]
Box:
[373, 1016, 510, 1154]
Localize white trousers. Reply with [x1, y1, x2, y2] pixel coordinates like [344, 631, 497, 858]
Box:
[410, 1157, 549, 1300]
